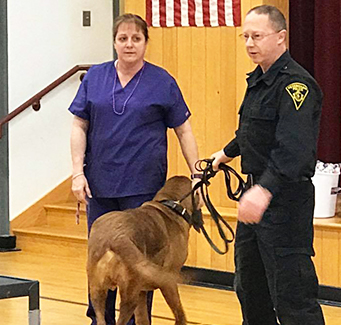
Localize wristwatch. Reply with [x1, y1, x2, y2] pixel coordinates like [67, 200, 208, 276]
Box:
[191, 173, 203, 180]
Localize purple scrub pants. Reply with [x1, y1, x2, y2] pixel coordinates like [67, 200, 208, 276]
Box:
[86, 194, 155, 325]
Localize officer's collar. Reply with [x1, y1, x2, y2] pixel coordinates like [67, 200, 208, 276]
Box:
[247, 50, 291, 87]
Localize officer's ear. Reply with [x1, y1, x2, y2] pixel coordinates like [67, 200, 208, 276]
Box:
[277, 29, 287, 45]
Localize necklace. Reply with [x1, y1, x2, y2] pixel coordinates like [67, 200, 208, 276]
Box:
[112, 61, 145, 116]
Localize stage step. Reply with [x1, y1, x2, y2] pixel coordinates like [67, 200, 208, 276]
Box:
[12, 225, 87, 259]
[44, 202, 87, 232]
[11, 196, 341, 288]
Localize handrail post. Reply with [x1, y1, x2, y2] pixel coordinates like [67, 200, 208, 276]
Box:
[0, 0, 16, 251]
[0, 0, 9, 235]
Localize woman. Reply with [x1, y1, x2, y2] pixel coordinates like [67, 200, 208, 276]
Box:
[69, 14, 201, 325]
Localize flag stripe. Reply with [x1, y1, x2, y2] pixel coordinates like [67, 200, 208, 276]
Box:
[209, 0, 218, 27]
[217, 0, 225, 26]
[146, 0, 152, 26]
[166, 0, 174, 26]
[174, 0, 182, 26]
[188, 0, 196, 26]
[180, 0, 189, 26]
[152, 0, 161, 26]
[224, 0, 233, 26]
[146, 0, 241, 27]
[159, 0, 167, 26]
[194, 0, 203, 27]
[202, 0, 210, 27]
[232, 0, 241, 26]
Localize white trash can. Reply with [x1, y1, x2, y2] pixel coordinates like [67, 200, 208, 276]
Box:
[312, 171, 340, 218]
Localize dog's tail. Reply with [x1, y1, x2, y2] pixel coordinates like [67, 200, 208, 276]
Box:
[109, 235, 181, 289]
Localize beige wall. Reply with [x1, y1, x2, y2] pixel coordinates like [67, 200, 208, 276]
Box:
[8, 0, 113, 219]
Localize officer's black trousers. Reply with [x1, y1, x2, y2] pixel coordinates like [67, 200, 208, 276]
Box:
[234, 181, 325, 325]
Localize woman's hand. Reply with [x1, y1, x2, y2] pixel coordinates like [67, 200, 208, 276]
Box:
[71, 173, 92, 204]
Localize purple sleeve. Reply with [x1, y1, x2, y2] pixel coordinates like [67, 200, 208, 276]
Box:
[68, 72, 91, 120]
[164, 79, 191, 128]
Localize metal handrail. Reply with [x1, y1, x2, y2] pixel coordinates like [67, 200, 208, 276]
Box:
[0, 64, 91, 139]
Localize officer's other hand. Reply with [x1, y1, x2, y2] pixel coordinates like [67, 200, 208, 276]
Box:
[72, 175, 92, 205]
[210, 150, 233, 171]
[238, 185, 272, 224]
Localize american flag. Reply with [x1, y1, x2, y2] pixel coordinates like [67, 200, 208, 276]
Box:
[146, 0, 241, 27]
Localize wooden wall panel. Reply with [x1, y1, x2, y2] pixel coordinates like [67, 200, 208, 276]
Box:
[210, 218, 228, 271]
[266, 0, 289, 22]
[205, 28, 222, 205]
[122, 0, 292, 272]
[177, 28, 193, 176]
[196, 216, 213, 269]
[162, 28, 179, 176]
[321, 230, 340, 286]
[145, 29, 163, 66]
[186, 227, 198, 266]
[226, 219, 237, 272]
[250, 0, 264, 9]
[339, 232, 341, 287]
[220, 27, 238, 208]
[312, 221, 341, 288]
[122, 0, 289, 210]
[190, 28, 207, 168]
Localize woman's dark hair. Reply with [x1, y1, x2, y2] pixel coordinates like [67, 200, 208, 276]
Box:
[113, 14, 149, 42]
[248, 5, 287, 31]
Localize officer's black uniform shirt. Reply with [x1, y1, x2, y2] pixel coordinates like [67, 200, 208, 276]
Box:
[224, 50, 323, 195]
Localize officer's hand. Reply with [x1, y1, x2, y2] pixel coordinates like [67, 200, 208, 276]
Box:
[72, 174, 92, 204]
[237, 185, 272, 224]
[210, 150, 233, 171]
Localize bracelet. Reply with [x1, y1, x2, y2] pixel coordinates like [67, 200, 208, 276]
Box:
[191, 173, 203, 180]
[72, 172, 84, 180]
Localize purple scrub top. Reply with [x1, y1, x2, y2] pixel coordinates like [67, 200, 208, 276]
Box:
[69, 60, 191, 197]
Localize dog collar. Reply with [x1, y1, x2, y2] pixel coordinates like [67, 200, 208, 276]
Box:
[159, 200, 192, 225]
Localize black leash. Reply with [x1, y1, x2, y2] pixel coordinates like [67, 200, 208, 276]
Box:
[195, 159, 246, 202]
[162, 159, 247, 255]
[191, 159, 247, 254]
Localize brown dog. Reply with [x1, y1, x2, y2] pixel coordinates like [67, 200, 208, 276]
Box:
[87, 176, 198, 325]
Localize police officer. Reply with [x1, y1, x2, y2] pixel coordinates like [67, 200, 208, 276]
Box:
[211, 5, 325, 325]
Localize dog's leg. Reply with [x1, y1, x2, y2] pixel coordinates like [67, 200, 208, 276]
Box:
[88, 250, 118, 325]
[160, 284, 187, 325]
[89, 284, 108, 325]
[116, 283, 139, 325]
[134, 291, 150, 325]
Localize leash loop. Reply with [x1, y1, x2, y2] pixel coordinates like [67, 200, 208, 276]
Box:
[191, 159, 247, 255]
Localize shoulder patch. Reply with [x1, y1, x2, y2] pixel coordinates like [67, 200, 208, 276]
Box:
[285, 82, 309, 110]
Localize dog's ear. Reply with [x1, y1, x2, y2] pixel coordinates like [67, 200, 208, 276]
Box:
[153, 176, 191, 202]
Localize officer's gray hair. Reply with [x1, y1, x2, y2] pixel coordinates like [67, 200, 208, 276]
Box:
[248, 5, 287, 32]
